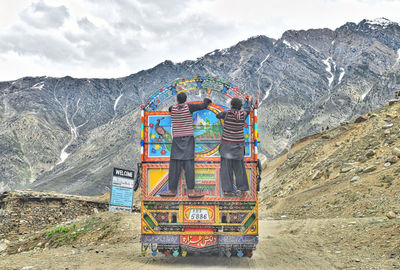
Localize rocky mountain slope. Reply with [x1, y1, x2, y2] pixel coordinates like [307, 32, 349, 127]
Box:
[1, 18, 400, 194]
[260, 100, 400, 219]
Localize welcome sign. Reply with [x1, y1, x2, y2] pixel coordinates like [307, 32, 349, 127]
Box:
[109, 168, 135, 212]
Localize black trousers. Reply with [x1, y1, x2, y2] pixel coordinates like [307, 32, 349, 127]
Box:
[168, 159, 195, 191]
[220, 158, 249, 192]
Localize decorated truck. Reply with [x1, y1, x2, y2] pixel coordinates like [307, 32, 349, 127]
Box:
[139, 76, 261, 257]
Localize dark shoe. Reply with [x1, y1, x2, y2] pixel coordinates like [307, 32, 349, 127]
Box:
[223, 191, 235, 197]
[188, 189, 204, 198]
[237, 190, 248, 197]
[160, 190, 176, 197]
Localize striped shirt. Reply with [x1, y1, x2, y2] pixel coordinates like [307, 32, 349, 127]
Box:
[170, 104, 194, 137]
[221, 110, 246, 144]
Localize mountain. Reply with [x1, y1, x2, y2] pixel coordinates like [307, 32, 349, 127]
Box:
[260, 100, 400, 219]
[1, 18, 400, 195]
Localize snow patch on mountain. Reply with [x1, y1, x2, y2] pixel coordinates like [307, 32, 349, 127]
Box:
[322, 57, 334, 87]
[114, 94, 123, 112]
[54, 95, 87, 165]
[256, 54, 270, 73]
[259, 84, 272, 106]
[58, 145, 70, 165]
[31, 82, 44, 90]
[308, 45, 320, 52]
[365, 18, 394, 29]
[361, 88, 372, 101]
[338, 68, 345, 84]
[263, 85, 272, 101]
[283, 40, 300, 51]
[220, 48, 229, 55]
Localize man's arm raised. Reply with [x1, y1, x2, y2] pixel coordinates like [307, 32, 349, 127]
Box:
[188, 87, 212, 113]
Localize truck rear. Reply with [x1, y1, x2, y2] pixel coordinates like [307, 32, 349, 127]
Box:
[139, 76, 260, 257]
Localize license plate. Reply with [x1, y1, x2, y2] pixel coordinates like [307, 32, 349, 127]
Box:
[188, 209, 209, 220]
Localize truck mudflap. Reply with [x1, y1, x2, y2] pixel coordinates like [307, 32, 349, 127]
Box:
[141, 234, 258, 257]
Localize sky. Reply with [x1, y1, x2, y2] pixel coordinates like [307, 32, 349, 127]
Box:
[1, 0, 400, 81]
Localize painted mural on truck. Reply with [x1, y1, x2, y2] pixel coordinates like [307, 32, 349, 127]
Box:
[146, 106, 251, 158]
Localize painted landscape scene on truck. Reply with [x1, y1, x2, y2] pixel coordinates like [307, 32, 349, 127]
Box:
[146, 105, 251, 159]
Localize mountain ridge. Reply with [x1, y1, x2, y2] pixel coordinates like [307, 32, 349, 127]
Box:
[1, 18, 400, 194]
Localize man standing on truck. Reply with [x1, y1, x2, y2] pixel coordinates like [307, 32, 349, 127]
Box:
[160, 87, 212, 198]
[217, 95, 253, 197]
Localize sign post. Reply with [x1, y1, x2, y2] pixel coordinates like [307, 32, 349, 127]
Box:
[109, 168, 135, 212]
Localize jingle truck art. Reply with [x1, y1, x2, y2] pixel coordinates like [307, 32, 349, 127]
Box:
[139, 76, 261, 257]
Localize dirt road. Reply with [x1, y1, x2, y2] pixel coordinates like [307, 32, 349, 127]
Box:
[1, 212, 398, 270]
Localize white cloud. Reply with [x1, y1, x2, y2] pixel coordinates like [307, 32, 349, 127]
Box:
[0, 0, 400, 80]
[20, 0, 69, 29]
[0, 26, 81, 62]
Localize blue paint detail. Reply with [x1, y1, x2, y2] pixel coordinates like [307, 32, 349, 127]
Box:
[219, 235, 258, 245]
[141, 140, 144, 147]
[141, 235, 180, 244]
[152, 250, 157, 256]
[156, 184, 169, 196]
[254, 140, 258, 147]
[150, 103, 157, 110]
[237, 250, 244, 257]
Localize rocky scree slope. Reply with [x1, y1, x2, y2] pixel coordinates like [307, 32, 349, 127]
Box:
[260, 100, 400, 219]
[1, 18, 400, 195]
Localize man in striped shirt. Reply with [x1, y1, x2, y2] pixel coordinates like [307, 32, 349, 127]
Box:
[217, 95, 253, 197]
[160, 87, 212, 198]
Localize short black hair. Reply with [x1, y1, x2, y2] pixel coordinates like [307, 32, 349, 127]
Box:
[231, 98, 242, 110]
[177, 92, 187, 104]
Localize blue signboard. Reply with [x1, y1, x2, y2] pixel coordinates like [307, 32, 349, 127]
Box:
[110, 186, 134, 207]
[109, 168, 135, 212]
